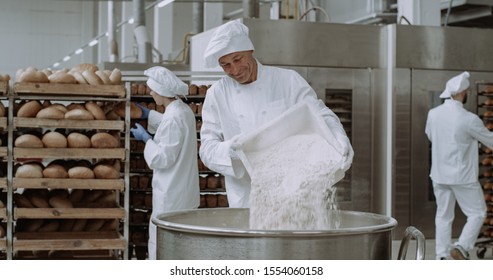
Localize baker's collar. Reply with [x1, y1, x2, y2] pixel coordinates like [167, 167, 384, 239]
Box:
[445, 98, 464, 107]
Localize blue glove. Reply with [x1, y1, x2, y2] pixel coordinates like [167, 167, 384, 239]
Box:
[135, 102, 150, 119]
[131, 123, 152, 143]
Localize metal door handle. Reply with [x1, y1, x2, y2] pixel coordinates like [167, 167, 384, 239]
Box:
[397, 226, 426, 260]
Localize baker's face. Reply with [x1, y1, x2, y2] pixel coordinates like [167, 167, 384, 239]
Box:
[218, 50, 257, 84]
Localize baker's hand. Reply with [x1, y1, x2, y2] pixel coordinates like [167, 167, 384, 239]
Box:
[228, 135, 241, 160]
[131, 123, 151, 143]
[135, 102, 150, 119]
[340, 141, 354, 171]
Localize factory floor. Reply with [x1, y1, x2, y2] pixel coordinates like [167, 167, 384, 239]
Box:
[391, 238, 493, 260]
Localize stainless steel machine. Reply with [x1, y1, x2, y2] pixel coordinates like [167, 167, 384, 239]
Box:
[191, 18, 493, 238]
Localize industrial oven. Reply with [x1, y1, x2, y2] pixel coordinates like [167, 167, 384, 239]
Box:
[191, 18, 493, 238]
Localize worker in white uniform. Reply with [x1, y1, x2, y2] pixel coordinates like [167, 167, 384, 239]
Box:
[130, 66, 200, 260]
[199, 19, 353, 208]
[425, 71, 491, 260]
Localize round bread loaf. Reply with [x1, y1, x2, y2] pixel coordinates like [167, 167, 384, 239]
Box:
[36, 106, 65, 119]
[42, 131, 67, 148]
[17, 100, 43, 117]
[68, 166, 95, 179]
[85, 102, 106, 120]
[48, 72, 76, 84]
[0, 200, 4, 208]
[113, 102, 142, 119]
[72, 71, 88, 84]
[42, 163, 68, 178]
[67, 132, 91, 148]
[15, 134, 44, 148]
[82, 70, 103, 85]
[49, 195, 74, 208]
[109, 68, 122, 85]
[81, 190, 104, 204]
[15, 163, 43, 178]
[91, 132, 120, 148]
[14, 193, 34, 208]
[65, 108, 94, 120]
[66, 103, 85, 111]
[50, 104, 68, 113]
[93, 164, 120, 179]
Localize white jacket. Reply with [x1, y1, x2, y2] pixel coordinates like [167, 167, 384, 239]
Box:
[199, 62, 352, 207]
[144, 99, 200, 214]
[425, 99, 493, 184]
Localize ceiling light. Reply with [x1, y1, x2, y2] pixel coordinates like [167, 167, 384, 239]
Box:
[75, 48, 84, 55]
[89, 39, 98, 47]
[53, 62, 60, 68]
[63, 56, 71, 62]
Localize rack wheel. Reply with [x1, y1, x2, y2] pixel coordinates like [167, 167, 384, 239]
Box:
[477, 247, 486, 259]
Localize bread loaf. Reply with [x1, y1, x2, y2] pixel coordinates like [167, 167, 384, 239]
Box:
[69, 189, 85, 204]
[85, 102, 106, 120]
[29, 195, 50, 208]
[48, 72, 77, 84]
[72, 71, 88, 84]
[93, 163, 120, 179]
[42, 163, 68, 178]
[17, 100, 43, 117]
[23, 219, 44, 232]
[36, 106, 65, 119]
[85, 219, 106, 232]
[0, 200, 4, 208]
[49, 195, 74, 208]
[42, 131, 67, 148]
[109, 68, 122, 85]
[15, 163, 43, 178]
[14, 193, 34, 208]
[113, 101, 143, 119]
[0, 102, 5, 117]
[66, 103, 85, 111]
[15, 134, 44, 148]
[67, 132, 91, 148]
[91, 132, 119, 148]
[65, 108, 94, 120]
[81, 190, 104, 204]
[38, 220, 60, 232]
[101, 219, 118, 231]
[82, 70, 103, 85]
[68, 166, 95, 179]
[95, 70, 111, 85]
[71, 63, 99, 73]
[71, 219, 87, 232]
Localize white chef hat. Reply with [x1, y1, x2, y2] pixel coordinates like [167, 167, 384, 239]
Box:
[203, 19, 255, 68]
[439, 71, 470, 98]
[144, 66, 188, 98]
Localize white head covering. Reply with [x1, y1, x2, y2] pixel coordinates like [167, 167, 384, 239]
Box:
[439, 71, 470, 98]
[203, 19, 255, 68]
[144, 66, 188, 98]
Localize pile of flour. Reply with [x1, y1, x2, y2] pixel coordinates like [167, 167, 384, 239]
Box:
[248, 133, 342, 230]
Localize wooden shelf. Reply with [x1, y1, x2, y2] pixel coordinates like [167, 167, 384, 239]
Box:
[14, 207, 125, 219]
[14, 232, 125, 251]
[14, 148, 126, 160]
[13, 178, 124, 191]
[13, 83, 125, 98]
[14, 117, 125, 130]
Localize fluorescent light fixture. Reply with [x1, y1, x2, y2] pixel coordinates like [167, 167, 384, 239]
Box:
[128, 18, 134, 24]
[75, 48, 84, 55]
[158, 0, 174, 8]
[89, 39, 98, 47]
[63, 56, 71, 62]
[53, 62, 60, 68]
